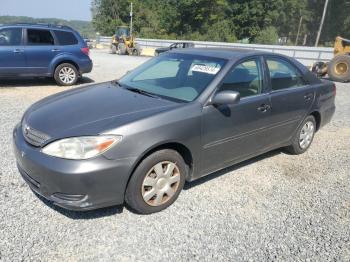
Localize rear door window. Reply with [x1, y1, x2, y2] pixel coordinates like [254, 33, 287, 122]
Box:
[27, 29, 54, 45]
[266, 58, 306, 91]
[0, 28, 22, 46]
[54, 30, 78, 45]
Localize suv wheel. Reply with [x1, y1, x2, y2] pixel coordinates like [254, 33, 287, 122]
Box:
[286, 115, 316, 155]
[54, 63, 79, 86]
[125, 149, 186, 214]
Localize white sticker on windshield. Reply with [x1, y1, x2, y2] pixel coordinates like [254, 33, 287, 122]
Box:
[191, 64, 220, 75]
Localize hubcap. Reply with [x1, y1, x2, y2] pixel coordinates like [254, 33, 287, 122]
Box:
[335, 62, 348, 75]
[299, 121, 315, 149]
[141, 161, 181, 207]
[59, 67, 76, 84]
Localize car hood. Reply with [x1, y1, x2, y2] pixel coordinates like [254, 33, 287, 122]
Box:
[24, 82, 179, 139]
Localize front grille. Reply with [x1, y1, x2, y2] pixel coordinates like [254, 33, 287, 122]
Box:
[22, 121, 50, 147]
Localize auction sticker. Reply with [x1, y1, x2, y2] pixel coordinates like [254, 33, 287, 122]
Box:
[191, 64, 220, 75]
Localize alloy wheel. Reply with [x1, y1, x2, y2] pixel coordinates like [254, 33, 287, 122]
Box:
[59, 67, 76, 84]
[299, 121, 315, 149]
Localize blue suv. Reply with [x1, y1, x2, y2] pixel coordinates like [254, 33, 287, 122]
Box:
[0, 23, 93, 86]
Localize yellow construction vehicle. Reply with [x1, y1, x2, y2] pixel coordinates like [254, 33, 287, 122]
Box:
[110, 26, 140, 55]
[312, 36, 350, 82]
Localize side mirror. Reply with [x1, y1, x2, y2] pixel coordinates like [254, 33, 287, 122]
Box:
[210, 90, 240, 106]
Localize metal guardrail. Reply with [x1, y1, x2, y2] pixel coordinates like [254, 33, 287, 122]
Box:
[98, 37, 334, 66]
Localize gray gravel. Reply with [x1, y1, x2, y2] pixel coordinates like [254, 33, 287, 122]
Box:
[0, 49, 349, 261]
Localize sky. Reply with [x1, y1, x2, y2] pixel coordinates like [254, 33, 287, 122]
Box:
[0, 0, 92, 21]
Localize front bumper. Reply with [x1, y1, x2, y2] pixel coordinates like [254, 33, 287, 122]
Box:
[13, 124, 136, 211]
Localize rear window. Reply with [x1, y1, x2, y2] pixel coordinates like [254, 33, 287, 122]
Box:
[54, 30, 78, 45]
[27, 29, 54, 45]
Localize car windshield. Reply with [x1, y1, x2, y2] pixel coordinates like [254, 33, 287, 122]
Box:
[119, 53, 227, 102]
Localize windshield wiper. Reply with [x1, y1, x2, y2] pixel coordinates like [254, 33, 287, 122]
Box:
[112, 80, 122, 87]
[125, 87, 161, 99]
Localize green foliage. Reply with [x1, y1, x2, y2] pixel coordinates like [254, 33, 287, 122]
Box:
[5, 0, 346, 46]
[0, 16, 95, 38]
[254, 26, 279, 45]
[90, 0, 350, 46]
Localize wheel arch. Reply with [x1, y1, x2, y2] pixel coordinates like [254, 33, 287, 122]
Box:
[124, 141, 194, 197]
[50, 56, 80, 75]
[310, 110, 321, 131]
[54, 60, 80, 72]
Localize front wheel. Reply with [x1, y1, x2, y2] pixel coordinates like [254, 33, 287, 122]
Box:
[125, 149, 186, 214]
[286, 115, 316, 155]
[54, 63, 78, 86]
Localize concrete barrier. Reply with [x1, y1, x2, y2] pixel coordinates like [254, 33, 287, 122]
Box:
[98, 37, 334, 66]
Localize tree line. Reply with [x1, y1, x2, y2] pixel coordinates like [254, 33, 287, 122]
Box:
[0, 16, 95, 38]
[92, 0, 350, 46]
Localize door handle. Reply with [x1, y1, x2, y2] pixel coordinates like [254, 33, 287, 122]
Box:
[257, 104, 271, 112]
[13, 49, 24, 53]
[51, 49, 61, 52]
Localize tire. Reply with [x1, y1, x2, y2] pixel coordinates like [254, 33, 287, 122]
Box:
[54, 63, 78, 86]
[118, 43, 127, 55]
[286, 115, 316, 155]
[132, 45, 141, 56]
[125, 149, 186, 214]
[131, 48, 140, 56]
[327, 55, 350, 82]
[110, 45, 117, 54]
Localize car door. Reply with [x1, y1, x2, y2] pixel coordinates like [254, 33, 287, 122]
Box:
[201, 57, 272, 174]
[264, 56, 315, 146]
[0, 27, 25, 76]
[24, 28, 57, 75]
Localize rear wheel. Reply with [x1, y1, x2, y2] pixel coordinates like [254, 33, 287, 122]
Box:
[286, 115, 316, 155]
[125, 149, 186, 214]
[131, 48, 140, 56]
[54, 63, 78, 86]
[327, 55, 350, 82]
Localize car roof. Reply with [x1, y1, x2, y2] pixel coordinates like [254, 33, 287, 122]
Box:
[0, 23, 75, 31]
[171, 47, 268, 60]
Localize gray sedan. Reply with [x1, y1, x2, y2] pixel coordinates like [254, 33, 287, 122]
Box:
[13, 48, 336, 214]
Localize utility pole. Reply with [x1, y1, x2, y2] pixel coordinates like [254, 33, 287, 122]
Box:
[315, 0, 329, 47]
[130, 2, 133, 37]
[295, 16, 303, 46]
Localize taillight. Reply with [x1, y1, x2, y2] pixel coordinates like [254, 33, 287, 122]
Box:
[81, 47, 90, 56]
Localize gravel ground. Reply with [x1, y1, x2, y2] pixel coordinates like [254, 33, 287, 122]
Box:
[0, 49, 349, 261]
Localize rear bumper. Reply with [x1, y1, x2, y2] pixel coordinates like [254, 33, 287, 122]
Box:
[79, 58, 93, 75]
[320, 105, 336, 129]
[13, 124, 136, 211]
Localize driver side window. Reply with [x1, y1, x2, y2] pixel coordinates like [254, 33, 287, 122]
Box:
[219, 58, 263, 98]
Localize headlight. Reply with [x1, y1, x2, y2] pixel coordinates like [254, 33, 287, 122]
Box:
[42, 135, 122, 160]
